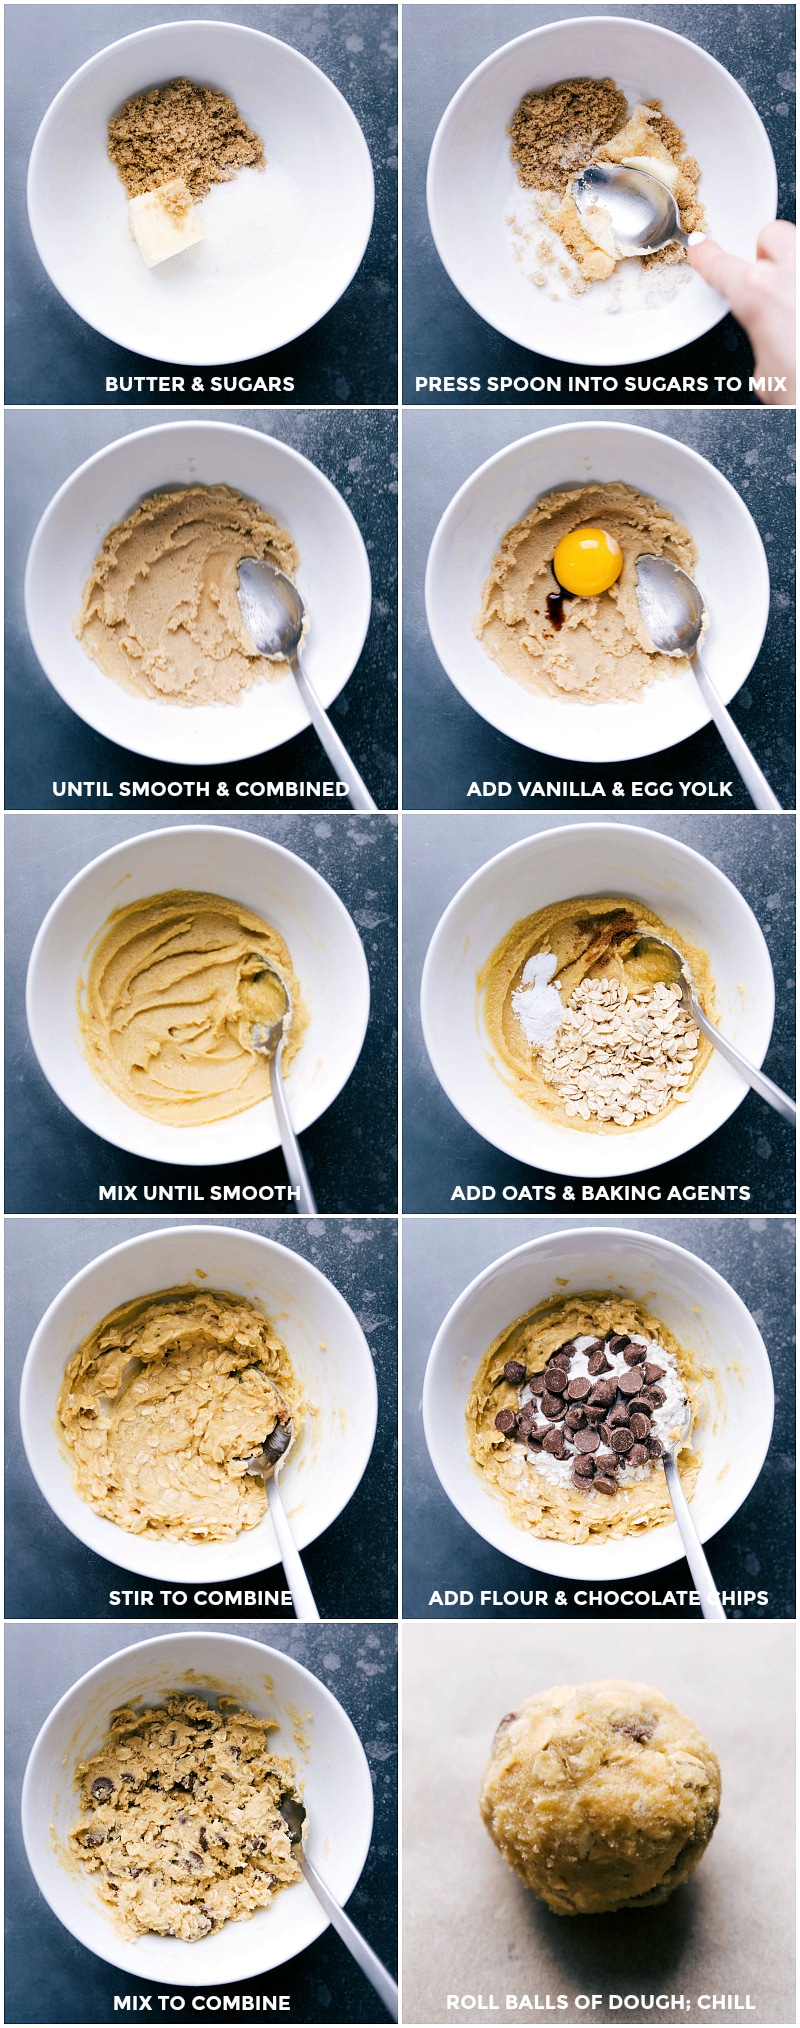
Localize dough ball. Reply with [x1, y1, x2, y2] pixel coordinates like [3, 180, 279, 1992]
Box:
[479, 1679, 720, 1915]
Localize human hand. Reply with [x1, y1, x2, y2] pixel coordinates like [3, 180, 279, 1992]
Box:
[688, 221, 795, 406]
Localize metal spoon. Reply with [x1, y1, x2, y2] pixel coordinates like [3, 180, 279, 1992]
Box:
[243, 1401, 319, 1623]
[573, 161, 689, 256]
[280, 1793, 398, 2020]
[660, 1398, 725, 1621]
[635, 554, 781, 812]
[237, 559, 377, 813]
[247, 956, 317, 1216]
[634, 930, 796, 1126]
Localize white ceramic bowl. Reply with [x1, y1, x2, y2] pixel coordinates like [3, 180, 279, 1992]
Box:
[427, 15, 777, 366]
[27, 19, 375, 365]
[420, 821, 774, 1177]
[425, 421, 770, 764]
[26, 823, 370, 1166]
[21, 1630, 374, 1983]
[20, 1224, 378, 1584]
[422, 1226, 774, 1580]
[24, 421, 372, 767]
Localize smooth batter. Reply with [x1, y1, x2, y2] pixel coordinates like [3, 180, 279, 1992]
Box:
[70, 1692, 302, 1940]
[466, 1293, 703, 1544]
[57, 1286, 303, 1542]
[475, 482, 698, 704]
[478, 894, 714, 1132]
[480, 1680, 721, 1914]
[74, 485, 299, 707]
[79, 889, 307, 1127]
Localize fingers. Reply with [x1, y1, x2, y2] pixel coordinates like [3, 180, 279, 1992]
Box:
[687, 237, 751, 304]
[756, 219, 796, 265]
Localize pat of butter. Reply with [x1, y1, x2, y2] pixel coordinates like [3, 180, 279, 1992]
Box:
[128, 177, 204, 267]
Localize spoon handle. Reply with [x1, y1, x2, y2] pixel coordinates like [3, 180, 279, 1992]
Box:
[299, 1847, 398, 2020]
[690, 993, 796, 1127]
[691, 651, 781, 811]
[662, 1452, 726, 1620]
[266, 1473, 320, 1622]
[291, 653, 377, 812]
[271, 1051, 318, 1213]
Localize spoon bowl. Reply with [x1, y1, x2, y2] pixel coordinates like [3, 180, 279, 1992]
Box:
[573, 161, 689, 256]
[635, 553, 780, 811]
[632, 928, 795, 1127]
[247, 954, 318, 1218]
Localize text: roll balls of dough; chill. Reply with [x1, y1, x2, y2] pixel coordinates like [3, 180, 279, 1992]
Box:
[480, 1681, 721, 1915]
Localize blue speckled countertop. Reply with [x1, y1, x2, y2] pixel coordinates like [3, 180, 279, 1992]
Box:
[402, 811, 795, 1211]
[402, 3, 795, 404]
[6, 4, 397, 406]
[5, 1214, 397, 1622]
[402, 406, 796, 811]
[401, 1213, 795, 1618]
[5, 811, 398, 1213]
[4, 406, 398, 811]
[5, 1620, 397, 2023]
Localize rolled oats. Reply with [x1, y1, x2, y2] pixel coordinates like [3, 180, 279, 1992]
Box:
[538, 976, 700, 1126]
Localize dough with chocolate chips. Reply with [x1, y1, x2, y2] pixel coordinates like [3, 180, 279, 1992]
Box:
[70, 1693, 303, 1941]
[480, 1680, 720, 1914]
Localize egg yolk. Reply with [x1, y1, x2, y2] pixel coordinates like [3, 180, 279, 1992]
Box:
[552, 527, 624, 597]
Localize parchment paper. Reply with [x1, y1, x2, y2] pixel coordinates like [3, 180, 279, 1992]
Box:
[402, 1621, 794, 2024]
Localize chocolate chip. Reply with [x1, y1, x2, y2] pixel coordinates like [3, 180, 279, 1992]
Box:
[629, 1412, 651, 1441]
[647, 1436, 664, 1458]
[628, 1443, 650, 1465]
[582, 1338, 605, 1358]
[623, 1343, 646, 1366]
[497, 1711, 519, 1731]
[644, 1363, 666, 1384]
[91, 1777, 114, 1801]
[527, 1436, 543, 1453]
[545, 1365, 568, 1394]
[611, 1428, 633, 1453]
[571, 1470, 592, 1493]
[628, 1396, 652, 1416]
[615, 1717, 657, 1744]
[595, 1451, 619, 1472]
[586, 1349, 611, 1375]
[175, 1773, 196, 1790]
[583, 1407, 605, 1428]
[541, 1427, 566, 1457]
[541, 1393, 566, 1420]
[550, 1343, 575, 1364]
[185, 1852, 204, 1870]
[220, 1772, 234, 1784]
[573, 1452, 595, 1477]
[645, 1385, 666, 1407]
[199, 1826, 208, 1852]
[503, 1359, 527, 1385]
[588, 1379, 616, 1406]
[607, 1402, 630, 1427]
[82, 1831, 105, 1847]
[607, 1334, 630, 1354]
[564, 1406, 586, 1432]
[573, 1427, 600, 1454]
[517, 1404, 538, 1437]
[566, 1376, 591, 1401]
[494, 1409, 517, 1435]
[120, 1772, 136, 1785]
[594, 1474, 618, 1495]
[617, 1367, 646, 1396]
[529, 1372, 546, 1395]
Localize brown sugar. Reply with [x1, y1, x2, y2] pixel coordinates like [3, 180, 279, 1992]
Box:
[108, 77, 265, 203]
[508, 78, 628, 197]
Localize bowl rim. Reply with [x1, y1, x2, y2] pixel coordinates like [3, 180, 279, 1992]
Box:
[421, 1223, 776, 1579]
[23, 418, 373, 765]
[26, 17, 376, 366]
[419, 818, 776, 1173]
[25, 821, 371, 1164]
[423, 418, 771, 761]
[426, 13, 778, 366]
[20, 1628, 375, 1982]
[19, 1221, 379, 1582]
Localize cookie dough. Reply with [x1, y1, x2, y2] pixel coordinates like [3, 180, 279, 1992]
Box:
[466, 1294, 704, 1543]
[79, 889, 307, 1127]
[474, 482, 698, 704]
[478, 894, 713, 1132]
[57, 1286, 304, 1541]
[74, 485, 299, 707]
[70, 1692, 302, 1940]
[480, 1680, 721, 1914]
